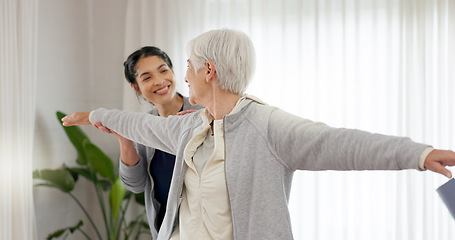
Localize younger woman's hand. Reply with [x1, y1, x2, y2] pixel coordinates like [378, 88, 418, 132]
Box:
[93, 121, 113, 134]
[93, 121, 130, 143]
[92, 122, 138, 166]
[176, 109, 197, 115]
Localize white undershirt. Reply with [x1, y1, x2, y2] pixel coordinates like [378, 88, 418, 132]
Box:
[171, 113, 232, 240]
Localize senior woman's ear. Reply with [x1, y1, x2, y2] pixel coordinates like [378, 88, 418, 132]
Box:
[205, 60, 216, 83]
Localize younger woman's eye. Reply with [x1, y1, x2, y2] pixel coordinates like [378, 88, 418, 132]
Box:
[143, 76, 151, 81]
[161, 69, 168, 73]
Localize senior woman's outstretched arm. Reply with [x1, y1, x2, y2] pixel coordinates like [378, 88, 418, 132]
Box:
[63, 110, 455, 178]
[62, 109, 199, 156]
[265, 107, 455, 178]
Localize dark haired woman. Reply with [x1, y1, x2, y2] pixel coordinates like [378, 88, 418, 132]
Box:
[106, 46, 201, 239]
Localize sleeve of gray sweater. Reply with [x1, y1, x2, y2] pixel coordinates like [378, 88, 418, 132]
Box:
[90, 108, 197, 155]
[118, 144, 150, 193]
[266, 107, 430, 171]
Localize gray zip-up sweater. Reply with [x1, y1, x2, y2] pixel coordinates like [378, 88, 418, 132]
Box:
[91, 98, 429, 240]
[119, 96, 202, 239]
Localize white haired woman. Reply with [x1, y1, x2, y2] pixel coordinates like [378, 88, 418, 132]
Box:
[63, 29, 455, 240]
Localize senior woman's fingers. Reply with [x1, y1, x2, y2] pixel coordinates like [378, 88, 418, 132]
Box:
[424, 150, 455, 178]
[61, 112, 91, 126]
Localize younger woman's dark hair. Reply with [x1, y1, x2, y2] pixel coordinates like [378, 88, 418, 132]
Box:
[123, 46, 174, 90]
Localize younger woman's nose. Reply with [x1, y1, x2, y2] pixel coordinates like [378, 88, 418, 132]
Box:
[155, 79, 165, 85]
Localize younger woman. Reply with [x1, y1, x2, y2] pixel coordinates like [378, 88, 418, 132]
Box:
[106, 46, 201, 239]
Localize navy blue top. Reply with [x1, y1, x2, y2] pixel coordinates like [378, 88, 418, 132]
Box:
[149, 105, 182, 230]
[149, 149, 176, 229]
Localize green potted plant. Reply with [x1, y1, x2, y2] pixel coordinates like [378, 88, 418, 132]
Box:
[33, 111, 150, 240]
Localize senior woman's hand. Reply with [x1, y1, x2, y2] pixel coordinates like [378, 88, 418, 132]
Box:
[424, 149, 455, 178]
[61, 112, 91, 126]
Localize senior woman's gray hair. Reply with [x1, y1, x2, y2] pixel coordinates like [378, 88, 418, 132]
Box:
[186, 29, 256, 95]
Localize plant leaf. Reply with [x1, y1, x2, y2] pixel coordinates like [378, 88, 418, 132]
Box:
[66, 167, 94, 182]
[33, 169, 75, 192]
[98, 179, 112, 191]
[134, 192, 145, 206]
[56, 111, 90, 165]
[34, 183, 61, 188]
[46, 220, 84, 240]
[110, 178, 127, 219]
[46, 229, 66, 240]
[124, 190, 132, 199]
[127, 220, 150, 231]
[82, 139, 115, 182]
[69, 220, 84, 233]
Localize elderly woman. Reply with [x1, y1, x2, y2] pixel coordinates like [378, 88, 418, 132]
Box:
[63, 29, 455, 240]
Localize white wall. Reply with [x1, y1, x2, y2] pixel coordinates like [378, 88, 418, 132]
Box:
[33, 0, 127, 239]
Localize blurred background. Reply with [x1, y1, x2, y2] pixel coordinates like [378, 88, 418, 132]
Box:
[1, 0, 454, 239]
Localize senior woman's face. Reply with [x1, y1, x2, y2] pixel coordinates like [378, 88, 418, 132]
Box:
[185, 59, 206, 106]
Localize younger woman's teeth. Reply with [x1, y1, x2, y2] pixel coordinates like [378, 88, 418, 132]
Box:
[155, 86, 169, 94]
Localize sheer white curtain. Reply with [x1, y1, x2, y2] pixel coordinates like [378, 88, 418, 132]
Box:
[124, 0, 455, 239]
[0, 0, 38, 239]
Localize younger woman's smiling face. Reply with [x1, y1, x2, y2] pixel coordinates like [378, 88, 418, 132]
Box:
[134, 55, 177, 105]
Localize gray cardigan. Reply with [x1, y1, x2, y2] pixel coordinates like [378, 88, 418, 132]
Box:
[91, 98, 429, 240]
[118, 96, 201, 239]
